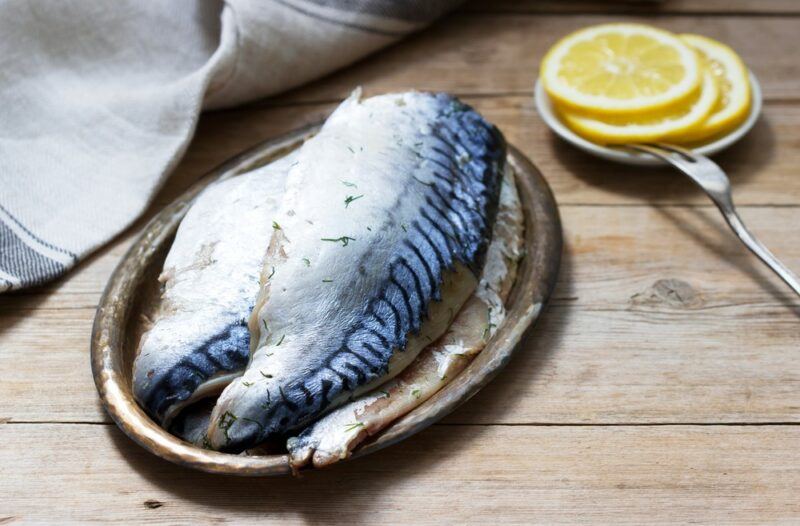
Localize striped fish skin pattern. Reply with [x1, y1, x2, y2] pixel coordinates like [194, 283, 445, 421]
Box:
[132, 154, 294, 425]
[206, 90, 506, 452]
[286, 165, 524, 468]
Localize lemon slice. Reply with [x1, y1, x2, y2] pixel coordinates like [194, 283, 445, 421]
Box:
[679, 34, 751, 141]
[541, 23, 701, 115]
[558, 69, 719, 144]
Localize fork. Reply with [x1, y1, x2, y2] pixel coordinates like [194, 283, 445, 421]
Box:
[626, 142, 800, 298]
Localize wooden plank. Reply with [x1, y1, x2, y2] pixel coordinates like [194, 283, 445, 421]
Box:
[462, 0, 800, 15]
[1, 423, 798, 524]
[269, 14, 800, 104]
[3, 206, 799, 425]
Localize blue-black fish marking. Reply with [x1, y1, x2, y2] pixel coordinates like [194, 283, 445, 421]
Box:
[217, 94, 506, 453]
[140, 316, 251, 423]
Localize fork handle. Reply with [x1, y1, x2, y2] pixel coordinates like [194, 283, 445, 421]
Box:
[715, 204, 800, 297]
[627, 142, 800, 298]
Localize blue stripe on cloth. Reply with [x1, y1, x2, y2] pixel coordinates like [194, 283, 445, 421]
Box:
[0, 203, 76, 260]
[0, 219, 67, 289]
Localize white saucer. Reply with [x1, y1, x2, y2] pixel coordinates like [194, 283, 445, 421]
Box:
[534, 71, 763, 166]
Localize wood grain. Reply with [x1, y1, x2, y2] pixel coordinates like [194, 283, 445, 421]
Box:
[5, 207, 799, 425]
[463, 0, 800, 15]
[1, 423, 798, 524]
[269, 14, 800, 104]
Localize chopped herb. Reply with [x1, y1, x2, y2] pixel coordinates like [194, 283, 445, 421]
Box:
[321, 236, 356, 247]
[267, 266, 276, 279]
[218, 411, 238, 443]
[411, 389, 421, 399]
[414, 142, 423, 148]
[380, 390, 390, 398]
[366, 226, 372, 231]
[262, 319, 268, 332]
[344, 422, 365, 433]
[260, 371, 273, 379]
[276, 334, 285, 346]
[341, 180, 358, 188]
[401, 223, 408, 232]
[302, 257, 311, 267]
[201, 434, 213, 450]
[242, 381, 253, 387]
[347, 146, 355, 153]
[344, 194, 363, 208]
[483, 322, 497, 340]
[272, 221, 281, 230]
[322, 278, 333, 283]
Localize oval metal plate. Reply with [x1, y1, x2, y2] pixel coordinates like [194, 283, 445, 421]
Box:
[91, 123, 562, 476]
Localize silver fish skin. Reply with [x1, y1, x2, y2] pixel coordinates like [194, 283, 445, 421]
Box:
[207, 90, 506, 452]
[133, 154, 294, 426]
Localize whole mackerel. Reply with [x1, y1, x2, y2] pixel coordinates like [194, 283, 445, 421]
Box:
[206, 90, 506, 452]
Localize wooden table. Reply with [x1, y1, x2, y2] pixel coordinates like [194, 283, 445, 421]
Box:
[2, 1, 799, 523]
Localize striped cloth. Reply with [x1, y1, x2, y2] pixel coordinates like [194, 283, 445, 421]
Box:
[0, 0, 461, 292]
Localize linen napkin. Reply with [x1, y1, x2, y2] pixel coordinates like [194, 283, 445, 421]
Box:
[0, 0, 461, 292]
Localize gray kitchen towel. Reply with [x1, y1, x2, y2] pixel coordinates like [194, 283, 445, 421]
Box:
[0, 0, 460, 292]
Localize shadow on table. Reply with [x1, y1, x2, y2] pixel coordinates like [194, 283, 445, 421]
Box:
[550, 116, 797, 313]
[550, 114, 775, 204]
[653, 205, 800, 318]
[440, 249, 576, 425]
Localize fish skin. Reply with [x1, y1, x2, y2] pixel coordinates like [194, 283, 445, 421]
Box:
[207, 90, 506, 452]
[286, 165, 524, 468]
[132, 154, 294, 425]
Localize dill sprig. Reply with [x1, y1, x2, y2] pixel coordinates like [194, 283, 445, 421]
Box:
[218, 411, 238, 443]
[344, 194, 364, 208]
[344, 422, 365, 433]
[321, 236, 356, 247]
